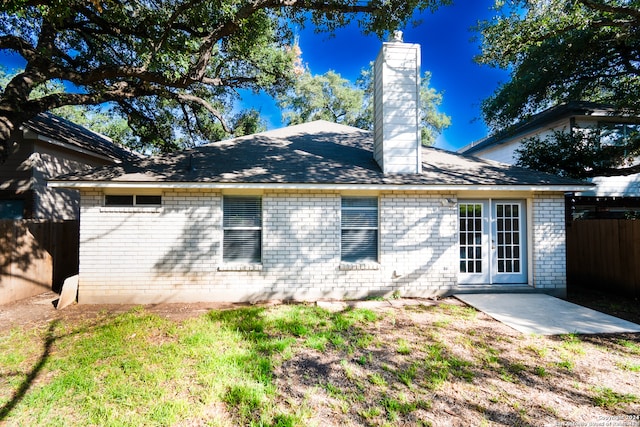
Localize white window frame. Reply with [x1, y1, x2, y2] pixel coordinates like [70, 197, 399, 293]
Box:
[222, 195, 262, 264]
[340, 196, 379, 263]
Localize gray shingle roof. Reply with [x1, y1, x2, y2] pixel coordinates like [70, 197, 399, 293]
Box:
[24, 112, 140, 163]
[53, 120, 590, 188]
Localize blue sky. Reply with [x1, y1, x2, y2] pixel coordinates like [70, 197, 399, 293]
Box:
[1, 0, 508, 151]
[248, 0, 509, 150]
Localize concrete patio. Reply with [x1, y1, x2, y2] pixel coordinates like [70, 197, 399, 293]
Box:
[455, 293, 640, 335]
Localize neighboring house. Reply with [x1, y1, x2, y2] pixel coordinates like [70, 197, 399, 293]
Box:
[1, 112, 138, 304]
[458, 102, 640, 198]
[50, 38, 591, 304]
[0, 112, 138, 220]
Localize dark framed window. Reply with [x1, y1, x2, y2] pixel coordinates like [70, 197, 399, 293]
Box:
[136, 195, 162, 205]
[598, 122, 640, 146]
[341, 197, 378, 262]
[105, 195, 162, 206]
[223, 196, 262, 263]
[0, 199, 24, 219]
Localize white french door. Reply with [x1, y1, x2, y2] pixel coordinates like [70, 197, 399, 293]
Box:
[458, 200, 527, 285]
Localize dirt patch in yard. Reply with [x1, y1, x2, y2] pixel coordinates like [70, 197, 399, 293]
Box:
[0, 292, 255, 331]
[271, 299, 640, 426]
[0, 291, 639, 426]
[567, 287, 640, 325]
[1, 288, 637, 334]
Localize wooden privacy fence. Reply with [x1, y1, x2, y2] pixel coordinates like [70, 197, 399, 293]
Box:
[567, 219, 640, 297]
[0, 220, 79, 304]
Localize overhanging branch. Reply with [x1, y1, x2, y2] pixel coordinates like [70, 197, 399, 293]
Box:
[578, 0, 640, 23]
[590, 163, 640, 177]
[0, 35, 37, 61]
[176, 93, 232, 133]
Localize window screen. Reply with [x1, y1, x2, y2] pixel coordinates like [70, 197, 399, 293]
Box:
[341, 197, 378, 262]
[223, 196, 262, 263]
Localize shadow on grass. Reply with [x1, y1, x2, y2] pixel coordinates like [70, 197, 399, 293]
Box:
[0, 319, 59, 421]
[0, 310, 136, 423]
[205, 306, 295, 426]
[204, 304, 380, 426]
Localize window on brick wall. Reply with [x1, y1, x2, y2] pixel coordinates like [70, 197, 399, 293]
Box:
[341, 197, 378, 262]
[105, 195, 162, 206]
[0, 199, 24, 219]
[223, 195, 262, 263]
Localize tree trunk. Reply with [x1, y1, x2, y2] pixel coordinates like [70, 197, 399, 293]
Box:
[0, 109, 35, 164]
[1, 69, 45, 164]
[0, 113, 18, 164]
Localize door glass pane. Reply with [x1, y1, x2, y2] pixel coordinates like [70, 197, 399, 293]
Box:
[496, 203, 521, 274]
[459, 204, 483, 273]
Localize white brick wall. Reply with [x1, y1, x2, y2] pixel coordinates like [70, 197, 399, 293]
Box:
[77, 189, 568, 303]
[379, 193, 458, 296]
[261, 192, 341, 299]
[531, 195, 567, 294]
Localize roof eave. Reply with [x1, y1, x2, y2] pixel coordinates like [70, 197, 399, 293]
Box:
[48, 180, 593, 193]
[24, 128, 122, 164]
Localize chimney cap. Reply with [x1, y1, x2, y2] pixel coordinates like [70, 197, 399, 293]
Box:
[390, 30, 403, 43]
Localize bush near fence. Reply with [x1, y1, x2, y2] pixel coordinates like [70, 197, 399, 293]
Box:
[0, 220, 79, 304]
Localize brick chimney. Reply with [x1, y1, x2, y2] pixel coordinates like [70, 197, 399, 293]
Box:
[373, 31, 421, 174]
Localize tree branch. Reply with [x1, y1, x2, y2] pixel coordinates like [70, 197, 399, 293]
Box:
[24, 83, 149, 112]
[176, 93, 232, 133]
[589, 163, 640, 177]
[0, 35, 37, 61]
[187, 0, 377, 81]
[153, 0, 208, 56]
[578, 0, 640, 22]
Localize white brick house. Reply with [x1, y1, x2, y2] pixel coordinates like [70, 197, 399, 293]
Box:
[50, 38, 591, 304]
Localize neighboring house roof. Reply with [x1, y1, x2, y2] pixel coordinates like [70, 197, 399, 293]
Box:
[51, 120, 591, 192]
[23, 112, 140, 163]
[459, 101, 636, 156]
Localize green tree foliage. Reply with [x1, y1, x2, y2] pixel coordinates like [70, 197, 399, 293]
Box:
[278, 67, 450, 146]
[417, 71, 452, 145]
[0, 0, 450, 162]
[278, 70, 365, 126]
[477, 0, 640, 131]
[231, 109, 267, 137]
[515, 125, 640, 179]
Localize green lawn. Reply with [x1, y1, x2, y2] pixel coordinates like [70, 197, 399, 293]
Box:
[0, 301, 638, 426]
